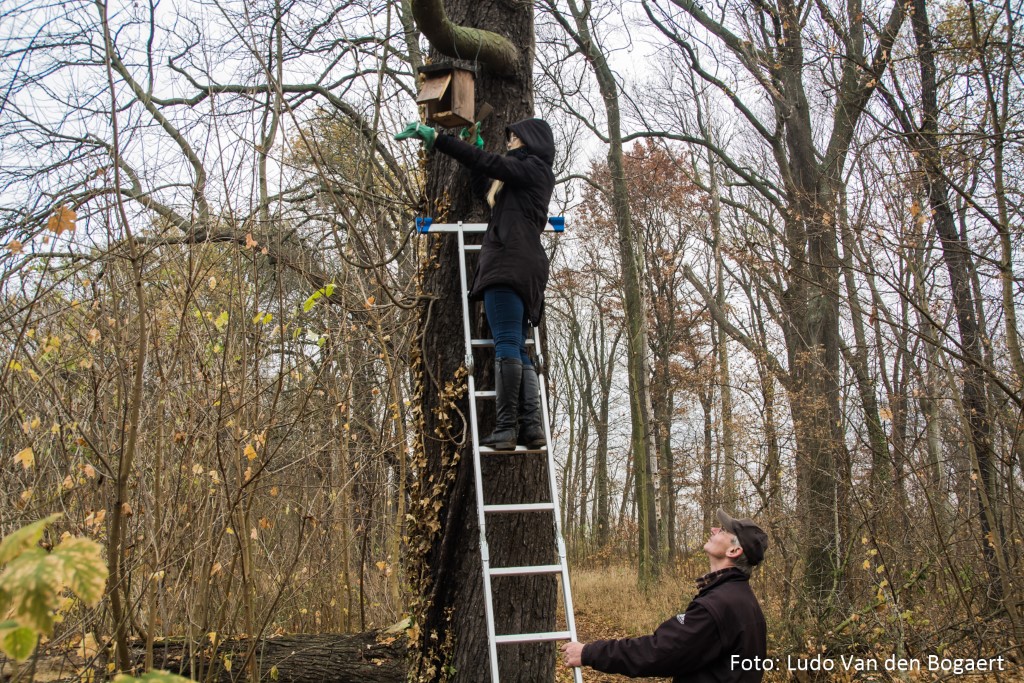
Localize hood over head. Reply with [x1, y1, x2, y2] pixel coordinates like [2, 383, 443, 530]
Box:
[507, 118, 555, 166]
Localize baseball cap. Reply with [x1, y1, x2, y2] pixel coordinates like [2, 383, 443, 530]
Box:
[717, 508, 769, 566]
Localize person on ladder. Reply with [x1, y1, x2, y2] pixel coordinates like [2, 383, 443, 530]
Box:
[396, 117, 556, 451]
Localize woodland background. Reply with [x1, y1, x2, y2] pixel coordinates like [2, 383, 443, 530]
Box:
[0, 0, 1022, 680]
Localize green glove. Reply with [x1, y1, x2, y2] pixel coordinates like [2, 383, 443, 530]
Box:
[459, 124, 484, 150]
[394, 121, 436, 150]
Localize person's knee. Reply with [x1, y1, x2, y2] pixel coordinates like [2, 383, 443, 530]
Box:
[492, 329, 521, 359]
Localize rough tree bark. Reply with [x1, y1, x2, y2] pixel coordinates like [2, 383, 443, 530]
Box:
[403, 2, 559, 681]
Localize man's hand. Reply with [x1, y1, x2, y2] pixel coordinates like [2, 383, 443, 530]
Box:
[394, 121, 436, 150]
[561, 641, 585, 667]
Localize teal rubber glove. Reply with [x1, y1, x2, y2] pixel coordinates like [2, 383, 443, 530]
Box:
[459, 124, 484, 150]
[394, 121, 436, 150]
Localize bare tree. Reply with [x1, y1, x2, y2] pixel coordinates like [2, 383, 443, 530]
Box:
[643, 0, 907, 619]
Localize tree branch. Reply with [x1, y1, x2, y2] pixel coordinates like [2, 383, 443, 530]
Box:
[683, 265, 792, 390]
[410, 0, 519, 75]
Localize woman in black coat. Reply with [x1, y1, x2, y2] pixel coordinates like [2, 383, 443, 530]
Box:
[396, 118, 555, 451]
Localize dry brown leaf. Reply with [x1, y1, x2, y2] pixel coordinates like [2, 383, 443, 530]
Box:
[47, 205, 77, 235]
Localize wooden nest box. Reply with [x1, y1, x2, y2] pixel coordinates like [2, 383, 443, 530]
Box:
[416, 65, 475, 128]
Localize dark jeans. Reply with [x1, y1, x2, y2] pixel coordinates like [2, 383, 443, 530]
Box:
[484, 287, 532, 365]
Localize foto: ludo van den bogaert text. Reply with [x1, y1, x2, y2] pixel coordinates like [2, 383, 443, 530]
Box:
[731, 653, 1007, 675]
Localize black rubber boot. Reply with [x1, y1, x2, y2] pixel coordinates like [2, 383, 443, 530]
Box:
[518, 363, 546, 449]
[480, 357, 523, 451]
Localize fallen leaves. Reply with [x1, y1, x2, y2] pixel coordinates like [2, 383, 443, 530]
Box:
[14, 447, 34, 470]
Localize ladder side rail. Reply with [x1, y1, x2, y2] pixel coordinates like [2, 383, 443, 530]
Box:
[456, 224, 502, 683]
[437, 219, 578, 681]
[532, 324, 585, 683]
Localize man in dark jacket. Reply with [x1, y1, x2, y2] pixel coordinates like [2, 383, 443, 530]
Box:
[561, 509, 769, 682]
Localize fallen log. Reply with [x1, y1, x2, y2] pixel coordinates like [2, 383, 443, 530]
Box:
[136, 632, 407, 683]
[2, 632, 407, 683]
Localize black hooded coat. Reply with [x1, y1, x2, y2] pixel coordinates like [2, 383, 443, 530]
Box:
[433, 118, 555, 325]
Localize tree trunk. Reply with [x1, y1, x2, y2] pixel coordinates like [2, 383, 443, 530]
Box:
[774, 29, 851, 613]
[838, 206, 891, 493]
[546, 0, 660, 585]
[405, 2, 559, 681]
[592, 318, 617, 550]
[699, 389, 715, 535]
[711, 162, 736, 511]
[652, 366, 676, 562]
[909, 0, 1014, 619]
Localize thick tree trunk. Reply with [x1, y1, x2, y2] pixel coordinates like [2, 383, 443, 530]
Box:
[776, 62, 850, 621]
[405, 2, 559, 681]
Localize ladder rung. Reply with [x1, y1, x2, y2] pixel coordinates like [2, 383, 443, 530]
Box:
[475, 390, 496, 399]
[479, 445, 547, 454]
[464, 244, 482, 252]
[483, 503, 555, 514]
[489, 564, 563, 577]
[470, 338, 535, 347]
[494, 631, 572, 644]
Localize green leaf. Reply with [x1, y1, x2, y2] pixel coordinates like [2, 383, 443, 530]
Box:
[52, 537, 108, 606]
[113, 671, 196, 683]
[303, 283, 335, 312]
[0, 625, 38, 661]
[0, 549, 62, 632]
[0, 513, 61, 565]
[302, 290, 322, 312]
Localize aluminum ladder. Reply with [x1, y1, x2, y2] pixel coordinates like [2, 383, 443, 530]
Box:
[417, 217, 583, 683]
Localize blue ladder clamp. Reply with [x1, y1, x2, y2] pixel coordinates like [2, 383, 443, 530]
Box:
[415, 216, 566, 233]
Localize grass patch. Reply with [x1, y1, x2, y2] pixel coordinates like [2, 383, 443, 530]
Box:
[557, 560, 709, 682]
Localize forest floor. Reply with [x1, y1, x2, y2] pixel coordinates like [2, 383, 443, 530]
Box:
[554, 563, 696, 683]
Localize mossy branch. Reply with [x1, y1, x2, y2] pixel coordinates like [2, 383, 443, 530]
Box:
[410, 0, 519, 76]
